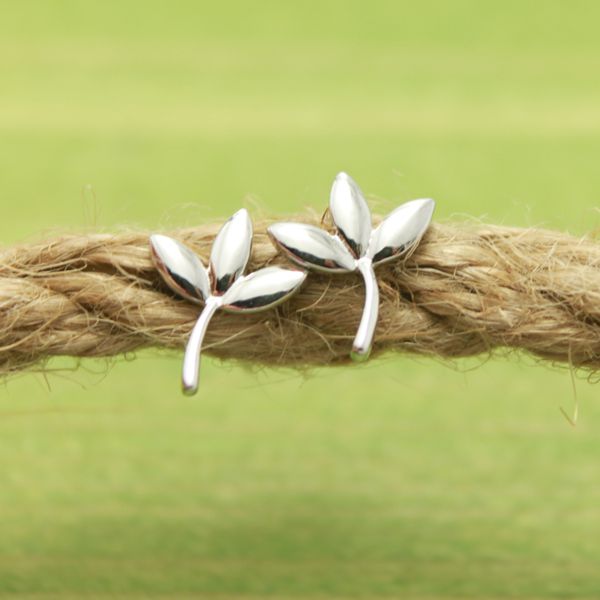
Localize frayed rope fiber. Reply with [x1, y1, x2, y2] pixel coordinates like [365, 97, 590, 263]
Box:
[2, 216, 600, 375]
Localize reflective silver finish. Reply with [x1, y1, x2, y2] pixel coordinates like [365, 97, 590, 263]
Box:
[367, 198, 435, 265]
[150, 211, 306, 395]
[330, 172, 372, 257]
[210, 209, 253, 293]
[222, 267, 306, 313]
[268, 172, 435, 359]
[182, 295, 221, 395]
[150, 234, 210, 304]
[352, 257, 379, 361]
[267, 223, 355, 273]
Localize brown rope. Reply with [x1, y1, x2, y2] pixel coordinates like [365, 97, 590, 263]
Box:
[2, 217, 600, 375]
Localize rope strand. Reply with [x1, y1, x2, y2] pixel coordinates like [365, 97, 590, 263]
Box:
[1, 218, 600, 375]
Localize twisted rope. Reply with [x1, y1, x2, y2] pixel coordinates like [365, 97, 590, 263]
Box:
[1, 217, 600, 375]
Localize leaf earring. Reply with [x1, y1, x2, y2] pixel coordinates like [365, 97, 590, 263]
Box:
[150, 209, 306, 395]
[268, 172, 435, 360]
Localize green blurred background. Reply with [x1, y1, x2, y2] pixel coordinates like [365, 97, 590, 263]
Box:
[1, 1, 600, 597]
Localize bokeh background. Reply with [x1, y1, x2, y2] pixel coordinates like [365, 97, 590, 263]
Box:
[1, 1, 600, 597]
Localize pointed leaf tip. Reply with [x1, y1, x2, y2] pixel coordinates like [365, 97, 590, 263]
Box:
[210, 208, 253, 294]
[150, 234, 210, 303]
[329, 172, 372, 258]
[222, 267, 306, 312]
[268, 222, 356, 272]
[368, 198, 435, 265]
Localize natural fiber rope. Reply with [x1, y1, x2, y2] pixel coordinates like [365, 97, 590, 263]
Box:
[2, 216, 600, 375]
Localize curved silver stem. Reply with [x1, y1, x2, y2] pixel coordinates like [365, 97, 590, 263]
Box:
[351, 257, 379, 361]
[182, 297, 221, 396]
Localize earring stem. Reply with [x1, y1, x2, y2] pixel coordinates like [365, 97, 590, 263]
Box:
[182, 296, 221, 395]
[351, 257, 379, 361]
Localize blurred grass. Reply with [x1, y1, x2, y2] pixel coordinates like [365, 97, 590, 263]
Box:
[1, 0, 600, 597]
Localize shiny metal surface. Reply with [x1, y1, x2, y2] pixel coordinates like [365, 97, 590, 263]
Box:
[209, 208, 252, 294]
[150, 211, 306, 395]
[150, 234, 210, 304]
[329, 172, 372, 257]
[368, 198, 435, 265]
[268, 172, 435, 359]
[267, 222, 356, 272]
[351, 257, 378, 361]
[182, 295, 221, 395]
[222, 267, 306, 312]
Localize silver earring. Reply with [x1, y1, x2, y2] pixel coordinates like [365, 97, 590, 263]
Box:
[150, 209, 306, 395]
[268, 172, 434, 360]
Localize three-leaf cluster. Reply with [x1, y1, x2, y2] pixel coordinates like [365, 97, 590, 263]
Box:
[267, 172, 434, 358]
[150, 209, 306, 394]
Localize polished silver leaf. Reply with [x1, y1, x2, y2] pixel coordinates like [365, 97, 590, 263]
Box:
[267, 222, 356, 273]
[329, 172, 372, 258]
[222, 267, 306, 312]
[150, 234, 210, 303]
[367, 198, 435, 265]
[210, 208, 253, 294]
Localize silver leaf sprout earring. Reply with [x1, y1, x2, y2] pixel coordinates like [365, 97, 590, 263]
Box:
[150, 209, 306, 395]
[268, 172, 434, 360]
